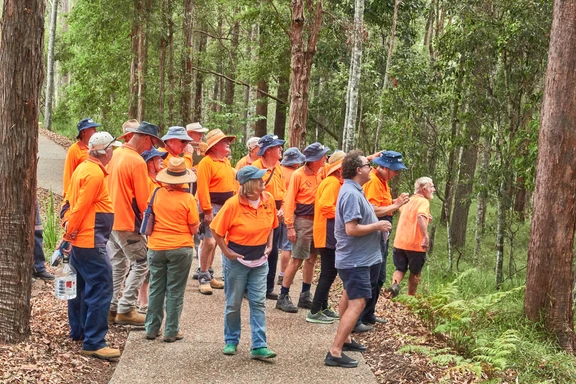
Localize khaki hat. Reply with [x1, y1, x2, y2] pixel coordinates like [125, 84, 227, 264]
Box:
[156, 157, 197, 184]
[246, 137, 261, 151]
[205, 129, 236, 152]
[326, 150, 345, 176]
[89, 131, 122, 151]
[118, 119, 140, 141]
[186, 122, 209, 133]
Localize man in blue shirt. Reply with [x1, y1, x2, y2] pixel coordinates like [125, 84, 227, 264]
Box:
[325, 150, 391, 368]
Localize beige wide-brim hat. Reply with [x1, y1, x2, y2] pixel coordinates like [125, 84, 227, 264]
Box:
[327, 150, 346, 176]
[118, 119, 140, 141]
[186, 122, 209, 133]
[156, 157, 197, 184]
[205, 129, 236, 152]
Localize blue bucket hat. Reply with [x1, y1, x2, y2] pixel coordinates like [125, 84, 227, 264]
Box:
[372, 150, 407, 171]
[162, 126, 192, 142]
[257, 134, 286, 156]
[76, 118, 101, 139]
[303, 142, 330, 162]
[236, 165, 267, 185]
[141, 147, 169, 163]
[132, 121, 165, 148]
[281, 147, 305, 166]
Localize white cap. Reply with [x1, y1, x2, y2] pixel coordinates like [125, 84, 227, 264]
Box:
[89, 131, 122, 151]
[246, 137, 261, 150]
[186, 122, 209, 133]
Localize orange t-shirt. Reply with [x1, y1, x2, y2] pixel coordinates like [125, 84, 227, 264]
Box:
[147, 187, 200, 250]
[235, 155, 255, 170]
[363, 169, 392, 216]
[393, 195, 432, 252]
[313, 175, 343, 249]
[62, 140, 89, 198]
[281, 165, 297, 190]
[284, 166, 324, 226]
[196, 153, 236, 213]
[158, 148, 194, 169]
[252, 158, 286, 207]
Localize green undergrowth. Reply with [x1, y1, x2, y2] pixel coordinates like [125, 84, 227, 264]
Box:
[41, 189, 62, 256]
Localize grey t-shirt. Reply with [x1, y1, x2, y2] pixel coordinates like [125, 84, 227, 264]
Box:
[335, 179, 381, 269]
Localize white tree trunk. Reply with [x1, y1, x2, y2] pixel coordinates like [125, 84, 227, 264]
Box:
[44, 0, 59, 130]
[342, 0, 364, 152]
[473, 136, 490, 264]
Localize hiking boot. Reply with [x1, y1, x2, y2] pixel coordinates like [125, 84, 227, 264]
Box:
[343, 339, 367, 352]
[387, 283, 400, 298]
[223, 344, 237, 355]
[251, 347, 277, 360]
[276, 293, 298, 313]
[145, 330, 162, 340]
[352, 323, 374, 333]
[199, 272, 213, 295]
[306, 311, 335, 324]
[33, 270, 54, 281]
[266, 291, 278, 300]
[298, 291, 313, 309]
[322, 308, 339, 319]
[81, 347, 121, 360]
[192, 267, 200, 280]
[210, 278, 224, 289]
[324, 352, 358, 368]
[276, 275, 283, 286]
[115, 308, 145, 326]
[164, 331, 184, 342]
[108, 310, 117, 324]
[137, 305, 148, 314]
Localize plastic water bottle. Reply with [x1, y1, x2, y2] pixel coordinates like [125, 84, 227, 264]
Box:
[54, 256, 77, 300]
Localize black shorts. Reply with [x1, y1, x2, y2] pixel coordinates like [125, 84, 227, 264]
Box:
[392, 248, 426, 275]
[338, 266, 373, 300]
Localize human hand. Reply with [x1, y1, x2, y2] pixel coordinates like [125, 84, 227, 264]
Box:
[204, 212, 214, 225]
[287, 227, 296, 243]
[421, 236, 429, 251]
[277, 209, 284, 219]
[394, 193, 410, 207]
[378, 220, 392, 233]
[264, 243, 273, 257]
[225, 250, 244, 261]
[183, 143, 194, 154]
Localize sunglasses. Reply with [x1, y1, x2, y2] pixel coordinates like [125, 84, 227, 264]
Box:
[103, 137, 118, 151]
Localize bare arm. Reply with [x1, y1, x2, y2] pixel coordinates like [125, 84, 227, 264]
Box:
[417, 214, 430, 250]
[188, 223, 200, 236]
[345, 219, 391, 237]
[213, 232, 244, 260]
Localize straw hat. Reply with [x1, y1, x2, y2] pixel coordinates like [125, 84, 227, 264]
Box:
[326, 150, 346, 176]
[156, 157, 197, 184]
[205, 129, 236, 152]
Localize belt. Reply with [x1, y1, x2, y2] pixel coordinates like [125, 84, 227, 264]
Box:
[296, 215, 314, 220]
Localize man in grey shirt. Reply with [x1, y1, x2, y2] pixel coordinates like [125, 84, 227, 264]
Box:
[325, 150, 391, 368]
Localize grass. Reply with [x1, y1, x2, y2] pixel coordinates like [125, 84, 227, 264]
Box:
[40, 189, 62, 256]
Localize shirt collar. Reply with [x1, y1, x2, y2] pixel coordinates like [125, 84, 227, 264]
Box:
[77, 140, 89, 150]
[86, 157, 109, 176]
[344, 179, 363, 191]
[238, 192, 270, 207]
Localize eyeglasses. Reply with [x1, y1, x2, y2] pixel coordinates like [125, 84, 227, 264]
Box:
[359, 163, 371, 169]
[103, 137, 118, 151]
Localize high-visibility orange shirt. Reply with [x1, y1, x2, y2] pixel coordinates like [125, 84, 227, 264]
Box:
[147, 187, 200, 250]
[106, 144, 151, 232]
[393, 195, 432, 252]
[313, 175, 343, 249]
[196, 153, 236, 213]
[62, 140, 89, 198]
[252, 158, 286, 209]
[146, 176, 161, 195]
[158, 147, 193, 169]
[281, 165, 298, 190]
[210, 192, 278, 261]
[62, 158, 114, 248]
[363, 169, 393, 218]
[284, 165, 324, 227]
[235, 155, 255, 170]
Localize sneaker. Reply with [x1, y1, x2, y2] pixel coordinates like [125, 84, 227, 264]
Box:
[210, 278, 224, 289]
[343, 339, 367, 352]
[163, 331, 184, 343]
[387, 283, 400, 298]
[306, 311, 335, 324]
[352, 323, 374, 333]
[81, 347, 121, 360]
[298, 291, 313, 309]
[251, 347, 277, 360]
[223, 344, 237, 355]
[322, 308, 339, 319]
[32, 270, 54, 281]
[115, 308, 145, 326]
[276, 275, 284, 286]
[192, 267, 200, 280]
[324, 352, 358, 368]
[276, 293, 298, 313]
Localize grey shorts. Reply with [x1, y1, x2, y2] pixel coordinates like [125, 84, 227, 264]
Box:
[200, 203, 222, 240]
[278, 220, 292, 251]
[292, 216, 318, 260]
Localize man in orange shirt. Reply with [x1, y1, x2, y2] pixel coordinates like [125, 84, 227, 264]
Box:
[160, 126, 194, 168]
[62, 118, 100, 197]
[141, 148, 168, 193]
[388, 177, 434, 297]
[276, 142, 329, 313]
[118, 119, 139, 142]
[235, 137, 261, 170]
[196, 128, 236, 294]
[106, 122, 164, 326]
[62, 131, 122, 360]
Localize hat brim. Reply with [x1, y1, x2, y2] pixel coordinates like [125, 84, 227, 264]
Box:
[109, 140, 122, 148]
[372, 157, 407, 171]
[118, 127, 138, 141]
[187, 127, 209, 133]
[305, 147, 330, 163]
[156, 168, 197, 184]
[327, 160, 343, 176]
[257, 139, 286, 156]
[206, 135, 236, 152]
[142, 133, 165, 148]
[76, 123, 101, 138]
[238, 168, 267, 185]
[162, 134, 193, 142]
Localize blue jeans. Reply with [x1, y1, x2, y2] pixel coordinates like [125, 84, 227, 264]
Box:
[68, 246, 113, 351]
[223, 257, 268, 349]
[145, 247, 193, 337]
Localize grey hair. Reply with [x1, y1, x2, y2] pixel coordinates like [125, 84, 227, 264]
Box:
[89, 149, 108, 158]
[414, 177, 433, 194]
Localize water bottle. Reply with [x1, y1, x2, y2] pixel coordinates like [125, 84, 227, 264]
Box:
[54, 256, 77, 300]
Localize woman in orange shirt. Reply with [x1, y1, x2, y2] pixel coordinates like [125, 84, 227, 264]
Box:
[144, 157, 200, 342]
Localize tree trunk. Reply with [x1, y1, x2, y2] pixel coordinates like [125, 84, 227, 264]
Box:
[473, 136, 490, 264]
[167, 0, 175, 124]
[224, 20, 240, 129]
[342, 0, 364, 152]
[44, 0, 59, 130]
[193, 24, 207, 122]
[495, 178, 507, 289]
[255, 79, 269, 137]
[180, 0, 194, 123]
[137, 0, 152, 122]
[288, 0, 323, 149]
[158, 0, 170, 132]
[274, 72, 289, 140]
[128, 0, 140, 119]
[525, 0, 576, 352]
[0, 0, 45, 343]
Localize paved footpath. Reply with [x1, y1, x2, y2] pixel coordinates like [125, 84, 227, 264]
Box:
[37, 133, 67, 195]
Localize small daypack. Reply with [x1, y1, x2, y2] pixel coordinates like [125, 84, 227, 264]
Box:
[140, 187, 161, 236]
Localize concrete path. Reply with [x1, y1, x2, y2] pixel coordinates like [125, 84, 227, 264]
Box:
[110, 254, 377, 384]
[37, 133, 67, 196]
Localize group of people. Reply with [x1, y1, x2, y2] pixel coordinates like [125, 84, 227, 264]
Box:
[53, 116, 435, 368]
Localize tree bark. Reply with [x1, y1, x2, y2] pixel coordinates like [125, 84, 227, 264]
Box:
[136, 0, 152, 122]
[158, 0, 170, 132]
[274, 72, 290, 139]
[128, 0, 140, 119]
[255, 79, 269, 137]
[0, 0, 45, 343]
[167, 0, 175, 123]
[288, 0, 323, 149]
[473, 136, 490, 264]
[224, 19, 240, 129]
[193, 23, 207, 123]
[181, 0, 194, 123]
[44, 0, 59, 131]
[525, 0, 576, 352]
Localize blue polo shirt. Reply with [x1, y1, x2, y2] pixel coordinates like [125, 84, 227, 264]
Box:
[335, 179, 381, 269]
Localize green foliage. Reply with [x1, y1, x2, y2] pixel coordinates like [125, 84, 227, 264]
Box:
[398, 344, 484, 379]
[41, 190, 62, 254]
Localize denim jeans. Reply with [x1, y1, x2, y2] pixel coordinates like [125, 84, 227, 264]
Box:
[68, 246, 113, 351]
[145, 247, 193, 337]
[222, 257, 268, 349]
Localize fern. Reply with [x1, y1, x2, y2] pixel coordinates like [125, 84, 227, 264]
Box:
[473, 330, 520, 370]
[398, 344, 484, 379]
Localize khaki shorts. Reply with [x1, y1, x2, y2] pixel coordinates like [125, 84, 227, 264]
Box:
[292, 216, 318, 260]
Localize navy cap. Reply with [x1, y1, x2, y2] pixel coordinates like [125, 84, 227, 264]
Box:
[303, 142, 330, 162]
[132, 121, 165, 148]
[281, 147, 305, 166]
[257, 134, 286, 156]
[76, 118, 101, 138]
[372, 150, 407, 171]
[162, 126, 192, 142]
[141, 148, 169, 163]
[236, 165, 267, 185]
